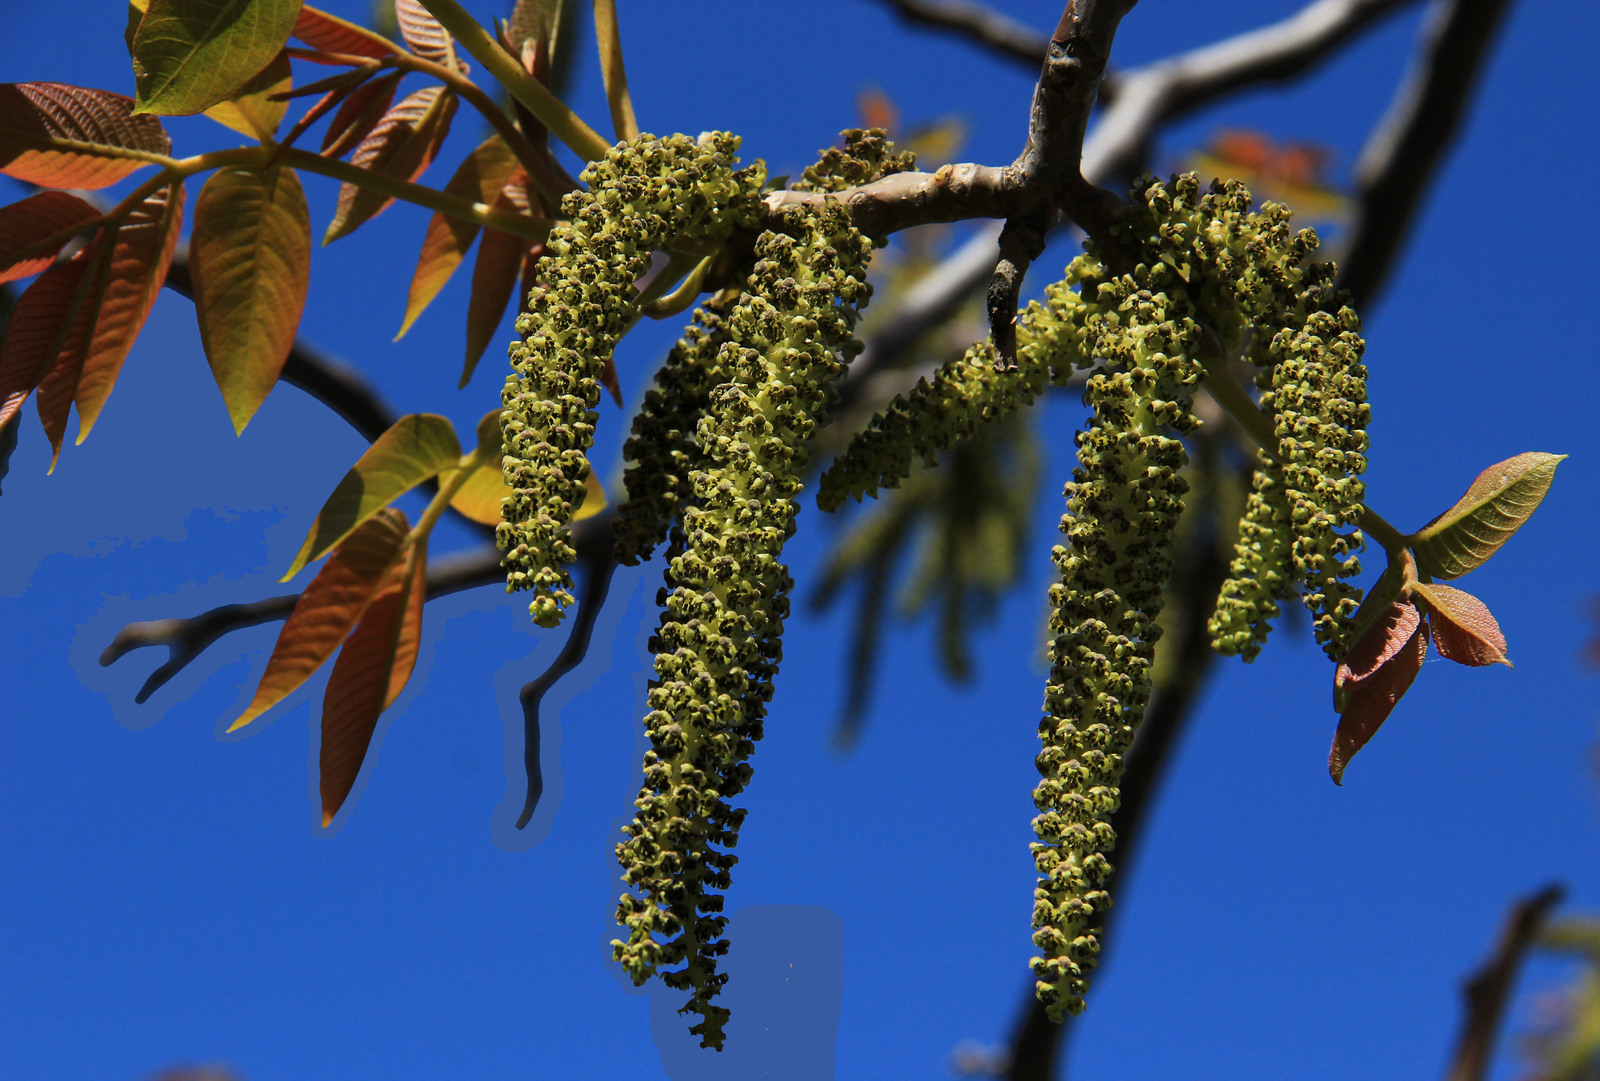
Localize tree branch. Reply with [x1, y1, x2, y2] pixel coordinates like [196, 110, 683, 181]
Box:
[839, 0, 1421, 399]
[98, 546, 506, 703]
[871, 0, 1051, 69]
[515, 531, 618, 828]
[1443, 884, 1565, 1081]
[1336, 0, 1518, 309]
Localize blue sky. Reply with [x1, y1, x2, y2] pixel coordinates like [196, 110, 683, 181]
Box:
[2, 1, 1599, 1079]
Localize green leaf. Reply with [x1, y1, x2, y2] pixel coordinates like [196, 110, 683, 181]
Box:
[283, 413, 461, 581]
[437, 407, 602, 526]
[1409, 452, 1566, 580]
[131, 0, 303, 116]
[190, 167, 311, 434]
[202, 48, 292, 139]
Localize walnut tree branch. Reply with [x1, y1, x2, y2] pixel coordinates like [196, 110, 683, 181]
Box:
[871, 0, 1051, 69]
[1443, 884, 1565, 1081]
[1335, 0, 1518, 309]
[837, 0, 1420, 402]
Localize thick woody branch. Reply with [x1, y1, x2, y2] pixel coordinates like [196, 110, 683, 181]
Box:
[872, 0, 1050, 69]
[840, 0, 1420, 399]
[1443, 884, 1565, 1081]
[1336, 0, 1517, 309]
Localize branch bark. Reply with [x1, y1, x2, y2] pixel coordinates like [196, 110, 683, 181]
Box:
[1336, 0, 1518, 309]
[872, 0, 1051, 69]
[1443, 884, 1565, 1081]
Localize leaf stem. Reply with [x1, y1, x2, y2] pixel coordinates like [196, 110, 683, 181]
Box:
[413, 442, 497, 542]
[1197, 336, 1408, 557]
[413, 0, 612, 162]
[592, 0, 640, 142]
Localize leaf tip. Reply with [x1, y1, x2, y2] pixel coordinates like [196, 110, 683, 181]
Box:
[321, 808, 336, 828]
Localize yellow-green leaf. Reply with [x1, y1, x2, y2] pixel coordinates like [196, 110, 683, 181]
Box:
[190, 166, 311, 434]
[318, 536, 426, 826]
[132, 0, 303, 116]
[438, 407, 603, 526]
[202, 48, 292, 139]
[230, 507, 407, 733]
[1410, 452, 1565, 580]
[283, 413, 461, 580]
[396, 135, 518, 339]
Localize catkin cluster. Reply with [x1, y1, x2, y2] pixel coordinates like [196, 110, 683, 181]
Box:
[1031, 237, 1204, 1020]
[816, 255, 1100, 510]
[612, 202, 873, 1048]
[500, 133, 764, 626]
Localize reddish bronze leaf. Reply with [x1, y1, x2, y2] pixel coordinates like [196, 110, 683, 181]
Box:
[1334, 600, 1421, 710]
[0, 83, 171, 189]
[1412, 582, 1511, 668]
[0, 251, 100, 430]
[1329, 620, 1427, 785]
[33, 237, 118, 466]
[324, 86, 457, 243]
[291, 4, 399, 58]
[397, 135, 519, 339]
[0, 191, 101, 284]
[395, 0, 459, 68]
[74, 182, 185, 442]
[229, 507, 408, 733]
[190, 167, 312, 433]
[460, 171, 529, 387]
[319, 70, 401, 159]
[318, 538, 426, 826]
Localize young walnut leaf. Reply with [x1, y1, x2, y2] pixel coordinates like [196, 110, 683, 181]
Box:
[0, 249, 102, 429]
[27, 239, 116, 465]
[324, 86, 457, 243]
[291, 4, 399, 58]
[131, 0, 303, 116]
[1334, 599, 1420, 710]
[282, 412, 462, 580]
[202, 48, 292, 140]
[319, 538, 426, 826]
[395, 0, 460, 69]
[74, 181, 186, 442]
[0, 191, 102, 284]
[1330, 615, 1428, 784]
[398, 135, 519, 339]
[0, 83, 170, 190]
[1410, 452, 1565, 579]
[1412, 581, 1511, 667]
[190, 167, 311, 433]
[230, 507, 409, 733]
[319, 71, 402, 160]
[462, 171, 531, 387]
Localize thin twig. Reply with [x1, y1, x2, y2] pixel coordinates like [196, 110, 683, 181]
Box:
[98, 546, 505, 703]
[515, 528, 618, 828]
[1336, 0, 1518, 309]
[1443, 884, 1565, 1081]
[872, 0, 1051, 69]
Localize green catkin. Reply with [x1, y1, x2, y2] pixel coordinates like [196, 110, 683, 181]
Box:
[1207, 449, 1296, 659]
[613, 202, 873, 1048]
[499, 133, 763, 625]
[612, 293, 738, 565]
[612, 129, 911, 566]
[815, 256, 1098, 511]
[1031, 251, 1204, 1021]
[1266, 305, 1369, 658]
